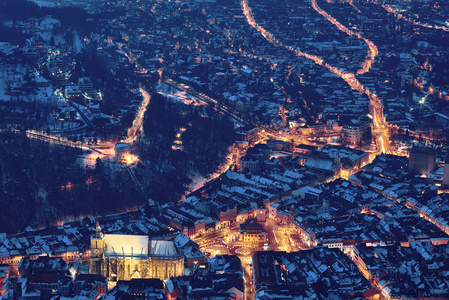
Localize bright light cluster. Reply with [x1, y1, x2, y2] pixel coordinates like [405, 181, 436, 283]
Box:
[120, 152, 139, 165]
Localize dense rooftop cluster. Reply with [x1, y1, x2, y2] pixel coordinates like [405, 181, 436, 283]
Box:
[353, 242, 449, 299]
[253, 247, 372, 299]
[1, 0, 449, 298]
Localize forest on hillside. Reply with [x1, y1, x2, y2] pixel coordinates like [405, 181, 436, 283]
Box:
[0, 93, 235, 233]
[135, 92, 235, 203]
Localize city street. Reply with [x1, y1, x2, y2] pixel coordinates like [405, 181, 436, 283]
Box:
[193, 216, 310, 299]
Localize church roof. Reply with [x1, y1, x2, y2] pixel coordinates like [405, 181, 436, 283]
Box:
[304, 157, 336, 171]
[103, 234, 149, 257]
[149, 240, 179, 258]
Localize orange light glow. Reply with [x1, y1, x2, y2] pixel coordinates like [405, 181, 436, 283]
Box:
[377, 0, 449, 32]
[101, 148, 115, 156]
[86, 176, 96, 185]
[61, 181, 73, 191]
[241, 0, 392, 155]
[120, 152, 139, 164]
[123, 88, 151, 144]
[310, 0, 378, 75]
[86, 153, 103, 163]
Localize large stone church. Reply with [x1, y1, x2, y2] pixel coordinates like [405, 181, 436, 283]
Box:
[89, 222, 184, 281]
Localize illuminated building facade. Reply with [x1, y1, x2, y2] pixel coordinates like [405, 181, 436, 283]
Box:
[89, 222, 184, 282]
[240, 155, 260, 173]
[443, 157, 449, 187]
[64, 85, 83, 99]
[114, 142, 131, 163]
[239, 219, 268, 242]
[408, 145, 436, 175]
[341, 119, 372, 146]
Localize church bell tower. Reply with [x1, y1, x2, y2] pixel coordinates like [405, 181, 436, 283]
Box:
[89, 220, 104, 274]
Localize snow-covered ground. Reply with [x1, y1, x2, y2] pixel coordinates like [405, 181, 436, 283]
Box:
[184, 171, 208, 195]
[0, 64, 26, 102]
[78, 150, 114, 169]
[0, 65, 63, 107]
[156, 83, 207, 106]
[271, 152, 291, 158]
[71, 102, 120, 127]
[30, 0, 57, 7]
[73, 33, 83, 52]
[30, 0, 98, 8]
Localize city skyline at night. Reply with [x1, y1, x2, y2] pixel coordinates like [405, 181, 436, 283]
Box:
[0, 0, 449, 299]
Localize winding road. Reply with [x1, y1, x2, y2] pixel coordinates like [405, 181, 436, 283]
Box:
[310, 0, 378, 75]
[371, 0, 449, 32]
[241, 0, 392, 154]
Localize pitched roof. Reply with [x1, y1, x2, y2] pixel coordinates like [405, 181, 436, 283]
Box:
[103, 234, 149, 257]
[149, 240, 179, 258]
